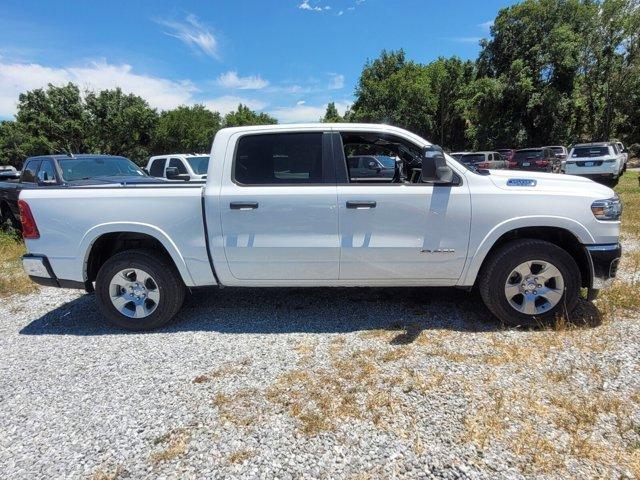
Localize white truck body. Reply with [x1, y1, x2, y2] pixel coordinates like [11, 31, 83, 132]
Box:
[20, 124, 622, 329]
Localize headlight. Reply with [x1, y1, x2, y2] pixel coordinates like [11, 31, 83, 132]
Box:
[591, 196, 622, 221]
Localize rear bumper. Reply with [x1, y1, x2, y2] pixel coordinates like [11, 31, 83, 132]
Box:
[22, 254, 88, 290]
[585, 243, 621, 289]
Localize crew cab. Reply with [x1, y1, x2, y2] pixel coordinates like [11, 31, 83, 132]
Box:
[146, 154, 209, 181]
[565, 143, 625, 186]
[19, 124, 622, 331]
[1, 154, 163, 230]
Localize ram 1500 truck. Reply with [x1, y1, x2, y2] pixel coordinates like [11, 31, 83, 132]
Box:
[19, 124, 622, 330]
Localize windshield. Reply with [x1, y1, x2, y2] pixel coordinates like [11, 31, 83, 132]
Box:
[376, 156, 396, 168]
[58, 156, 145, 181]
[186, 156, 209, 175]
[459, 154, 485, 164]
[550, 147, 565, 154]
[571, 147, 609, 158]
[514, 150, 543, 161]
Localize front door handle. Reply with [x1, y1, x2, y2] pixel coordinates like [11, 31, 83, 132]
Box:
[230, 202, 259, 210]
[346, 201, 377, 209]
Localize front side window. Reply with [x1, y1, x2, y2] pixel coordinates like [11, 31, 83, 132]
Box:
[234, 133, 324, 185]
[149, 158, 166, 177]
[169, 158, 188, 174]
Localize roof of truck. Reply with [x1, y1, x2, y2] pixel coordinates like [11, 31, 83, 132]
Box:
[26, 154, 130, 161]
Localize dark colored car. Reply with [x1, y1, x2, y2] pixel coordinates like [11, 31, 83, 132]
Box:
[496, 149, 516, 168]
[512, 147, 560, 172]
[346, 155, 396, 181]
[0, 154, 165, 229]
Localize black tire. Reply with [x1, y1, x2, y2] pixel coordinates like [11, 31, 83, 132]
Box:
[479, 239, 581, 327]
[95, 249, 186, 331]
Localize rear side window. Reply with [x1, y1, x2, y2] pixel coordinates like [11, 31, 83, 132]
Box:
[169, 158, 188, 174]
[38, 160, 57, 182]
[21, 160, 40, 183]
[149, 158, 166, 177]
[234, 133, 324, 185]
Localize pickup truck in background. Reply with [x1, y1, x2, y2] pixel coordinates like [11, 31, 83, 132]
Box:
[0, 165, 20, 181]
[20, 124, 622, 331]
[146, 154, 209, 181]
[1, 154, 164, 229]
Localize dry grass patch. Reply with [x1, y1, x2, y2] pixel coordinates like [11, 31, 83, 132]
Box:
[193, 358, 252, 383]
[91, 465, 124, 480]
[0, 230, 36, 298]
[227, 448, 254, 464]
[149, 429, 190, 465]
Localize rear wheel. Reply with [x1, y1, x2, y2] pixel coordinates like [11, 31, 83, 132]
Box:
[95, 249, 186, 330]
[479, 239, 581, 327]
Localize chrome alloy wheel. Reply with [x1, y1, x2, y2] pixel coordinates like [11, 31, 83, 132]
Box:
[108, 268, 160, 319]
[504, 260, 565, 315]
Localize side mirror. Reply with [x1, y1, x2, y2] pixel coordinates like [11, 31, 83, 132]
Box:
[165, 167, 180, 180]
[422, 145, 453, 184]
[367, 160, 381, 172]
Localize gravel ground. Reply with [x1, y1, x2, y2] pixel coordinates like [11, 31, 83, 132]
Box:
[1, 262, 639, 479]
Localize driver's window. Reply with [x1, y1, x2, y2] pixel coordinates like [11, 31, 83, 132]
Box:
[169, 158, 188, 174]
[340, 132, 422, 184]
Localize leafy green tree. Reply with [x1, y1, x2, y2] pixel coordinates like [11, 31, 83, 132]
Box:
[0, 121, 48, 168]
[223, 104, 277, 127]
[321, 102, 344, 122]
[85, 88, 158, 164]
[153, 105, 221, 154]
[16, 83, 88, 154]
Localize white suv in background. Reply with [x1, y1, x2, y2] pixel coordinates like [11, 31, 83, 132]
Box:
[146, 154, 210, 181]
[565, 143, 625, 186]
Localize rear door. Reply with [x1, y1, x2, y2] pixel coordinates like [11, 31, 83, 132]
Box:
[219, 131, 339, 280]
[334, 130, 471, 281]
[149, 158, 166, 177]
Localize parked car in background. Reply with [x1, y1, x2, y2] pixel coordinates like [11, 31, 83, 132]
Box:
[613, 141, 628, 172]
[0, 154, 163, 229]
[565, 143, 625, 186]
[0, 165, 20, 180]
[450, 152, 471, 161]
[458, 152, 509, 170]
[513, 147, 560, 172]
[146, 154, 210, 181]
[547, 146, 569, 172]
[20, 123, 621, 331]
[346, 155, 396, 181]
[496, 149, 516, 168]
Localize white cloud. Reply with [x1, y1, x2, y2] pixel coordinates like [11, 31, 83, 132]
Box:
[451, 37, 482, 44]
[328, 73, 344, 90]
[337, 10, 344, 16]
[0, 60, 197, 116]
[203, 95, 267, 115]
[156, 14, 219, 59]
[270, 101, 350, 123]
[478, 20, 493, 33]
[296, 100, 306, 105]
[216, 71, 269, 90]
[298, 0, 330, 12]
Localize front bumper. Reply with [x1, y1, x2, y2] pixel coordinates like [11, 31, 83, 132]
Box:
[585, 243, 621, 289]
[22, 254, 87, 290]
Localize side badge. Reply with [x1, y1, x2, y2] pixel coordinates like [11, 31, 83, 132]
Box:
[507, 178, 537, 187]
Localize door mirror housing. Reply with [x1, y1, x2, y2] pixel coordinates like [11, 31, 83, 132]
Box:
[165, 167, 190, 181]
[422, 145, 453, 184]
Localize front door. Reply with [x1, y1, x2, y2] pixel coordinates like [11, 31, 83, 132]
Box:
[219, 131, 339, 281]
[334, 130, 471, 281]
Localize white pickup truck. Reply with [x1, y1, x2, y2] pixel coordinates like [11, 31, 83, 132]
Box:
[19, 124, 622, 330]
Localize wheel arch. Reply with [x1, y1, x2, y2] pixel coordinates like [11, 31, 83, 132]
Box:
[80, 223, 196, 287]
[461, 218, 594, 289]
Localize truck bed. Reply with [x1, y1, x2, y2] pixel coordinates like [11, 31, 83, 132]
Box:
[20, 184, 216, 287]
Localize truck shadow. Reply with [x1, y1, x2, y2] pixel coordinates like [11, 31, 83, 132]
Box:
[19, 287, 602, 339]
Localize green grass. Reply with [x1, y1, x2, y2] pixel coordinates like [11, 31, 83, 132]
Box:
[615, 170, 640, 238]
[0, 224, 36, 298]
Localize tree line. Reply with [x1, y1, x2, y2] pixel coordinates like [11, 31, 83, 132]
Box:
[0, 84, 277, 167]
[324, 0, 640, 154]
[1, 0, 639, 168]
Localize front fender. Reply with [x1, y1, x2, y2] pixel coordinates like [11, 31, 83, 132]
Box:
[78, 222, 196, 287]
[458, 216, 595, 286]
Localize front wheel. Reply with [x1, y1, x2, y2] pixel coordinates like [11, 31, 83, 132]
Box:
[95, 249, 186, 330]
[479, 239, 581, 327]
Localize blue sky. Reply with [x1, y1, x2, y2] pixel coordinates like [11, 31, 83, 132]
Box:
[0, 0, 518, 122]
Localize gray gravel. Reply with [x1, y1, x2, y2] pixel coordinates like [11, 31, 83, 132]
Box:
[1, 275, 638, 479]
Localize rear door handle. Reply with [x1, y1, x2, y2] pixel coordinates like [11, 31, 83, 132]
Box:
[230, 202, 259, 210]
[346, 201, 377, 209]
